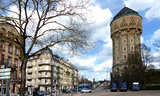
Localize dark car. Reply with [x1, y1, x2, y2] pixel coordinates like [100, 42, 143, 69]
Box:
[62, 89, 71, 93]
[120, 82, 127, 92]
[110, 82, 118, 92]
[38, 90, 50, 96]
[132, 82, 140, 91]
[38, 91, 45, 96]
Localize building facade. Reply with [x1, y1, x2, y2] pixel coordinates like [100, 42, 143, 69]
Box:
[26, 48, 78, 92]
[0, 22, 21, 94]
[53, 55, 78, 90]
[110, 7, 142, 81]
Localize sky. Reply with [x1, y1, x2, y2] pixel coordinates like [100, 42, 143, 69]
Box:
[5, 0, 160, 81]
[62, 0, 160, 81]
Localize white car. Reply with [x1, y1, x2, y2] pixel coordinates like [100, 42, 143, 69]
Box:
[81, 88, 92, 93]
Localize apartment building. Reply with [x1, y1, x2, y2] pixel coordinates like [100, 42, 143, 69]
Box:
[26, 48, 78, 92]
[0, 22, 21, 94]
[53, 55, 78, 90]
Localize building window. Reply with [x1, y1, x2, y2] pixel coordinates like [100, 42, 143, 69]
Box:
[7, 57, 12, 67]
[0, 40, 4, 49]
[1, 27, 6, 31]
[1, 54, 4, 65]
[15, 47, 19, 56]
[45, 79, 47, 83]
[45, 72, 48, 75]
[13, 71, 17, 79]
[40, 59, 42, 63]
[8, 31, 14, 37]
[14, 59, 18, 67]
[124, 55, 127, 59]
[45, 59, 49, 63]
[8, 43, 13, 53]
[124, 48, 126, 51]
[39, 79, 41, 83]
[0, 31, 3, 36]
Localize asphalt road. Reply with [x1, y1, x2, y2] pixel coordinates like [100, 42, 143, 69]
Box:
[60, 86, 160, 96]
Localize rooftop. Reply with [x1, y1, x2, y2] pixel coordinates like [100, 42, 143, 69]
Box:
[111, 7, 141, 23]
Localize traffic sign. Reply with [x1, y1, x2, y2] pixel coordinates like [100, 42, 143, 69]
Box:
[0, 76, 10, 80]
[0, 68, 11, 73]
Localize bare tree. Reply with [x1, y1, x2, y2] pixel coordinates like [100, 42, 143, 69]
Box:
[141, 43, 153, 69]
[0, 0, 90, 95]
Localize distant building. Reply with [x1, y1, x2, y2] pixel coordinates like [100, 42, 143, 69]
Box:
[26, 48, 78, 92]
[0, 22, 21, 94]
[110, 7, 142, 82]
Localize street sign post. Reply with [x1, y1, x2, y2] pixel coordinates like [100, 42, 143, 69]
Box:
[0, 68, 11, 96]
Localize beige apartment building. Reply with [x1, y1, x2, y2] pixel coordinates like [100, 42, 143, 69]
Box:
[0, 22, 21, 94]
[26, 48, 78, 92]
[53, 55, 78, 90]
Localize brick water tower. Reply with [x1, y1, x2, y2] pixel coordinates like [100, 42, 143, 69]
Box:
[110, 7, 143, 83]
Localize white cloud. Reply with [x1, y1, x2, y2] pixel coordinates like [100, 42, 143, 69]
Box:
[151, 62, 160, 69]
[152, 29, 160, 40]
[145, 2, 160, 20]
[124, 0, 154, 11]
[123, 0, 160, 20]
[87, 5, 112, 42]
[141, 36, 144, 43]
[69, 55, 96, 70]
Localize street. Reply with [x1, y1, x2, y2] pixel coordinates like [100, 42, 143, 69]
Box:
[61, 86, 160, 96]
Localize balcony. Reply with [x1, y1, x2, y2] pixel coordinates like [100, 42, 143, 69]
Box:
[27, 63, 33, 68]
[38, 74, 51, 79]
[27, 69, 32, 73]
[39, 82, 51, 86]
[27, 75, 32, 79]
[38, 66, 51, 72]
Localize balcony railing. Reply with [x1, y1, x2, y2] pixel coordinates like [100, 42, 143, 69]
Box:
[27, 75, 32, 79]
[27, 69, 32, 73]
[27, 63, 32, 67]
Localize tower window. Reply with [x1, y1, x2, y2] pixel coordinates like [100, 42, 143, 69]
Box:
[124, 55, 127, 59]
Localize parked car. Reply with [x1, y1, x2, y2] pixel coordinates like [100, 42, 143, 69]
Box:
[120, 82, 127, 92]
[38, 90, 50, 96]
[62, 89, 71, 93]
[132, 82, 140, 91]
[38, 90, 45, 96]
[81, 88, 92, 93]
[110, 82, 118, 92]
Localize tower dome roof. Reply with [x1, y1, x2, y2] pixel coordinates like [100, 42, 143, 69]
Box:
[111, 7, 141, 22]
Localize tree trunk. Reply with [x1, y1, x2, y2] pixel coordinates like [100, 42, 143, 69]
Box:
[19, 59, 27, 96]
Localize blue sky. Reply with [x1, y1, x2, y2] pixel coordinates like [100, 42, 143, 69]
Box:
[65, 0, 160, 81]
[6, 0, 160, 81]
